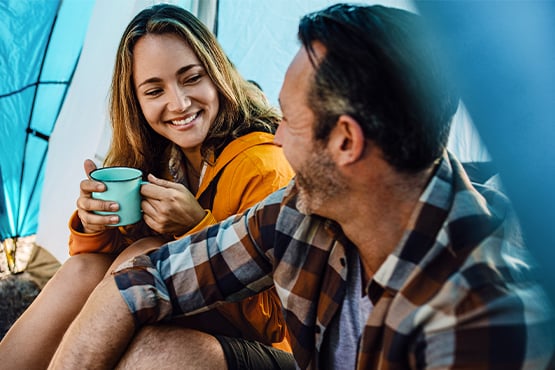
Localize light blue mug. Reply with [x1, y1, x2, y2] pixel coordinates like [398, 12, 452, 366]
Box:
[90, 166, 144, 226]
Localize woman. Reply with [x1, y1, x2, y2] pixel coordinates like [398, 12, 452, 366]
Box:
[0, 4, 294, 369]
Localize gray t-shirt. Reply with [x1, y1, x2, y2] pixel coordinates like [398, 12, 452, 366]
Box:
[321, 246, 372, 369]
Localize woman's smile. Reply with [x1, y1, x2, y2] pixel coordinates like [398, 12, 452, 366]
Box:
[168, 111, 201, 128]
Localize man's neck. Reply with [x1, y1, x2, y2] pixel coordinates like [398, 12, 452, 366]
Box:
[338, 165, 434, 281]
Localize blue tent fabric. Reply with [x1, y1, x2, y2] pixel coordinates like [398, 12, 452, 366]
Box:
[0, 0, 94, 242]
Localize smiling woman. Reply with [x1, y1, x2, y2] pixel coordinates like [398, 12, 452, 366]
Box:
[0, 4, 295, 369]
[132, 33, 219, 171]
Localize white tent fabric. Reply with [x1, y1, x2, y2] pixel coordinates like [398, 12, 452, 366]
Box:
[36, 0, 172, 261]
[36, 0, 488, 262]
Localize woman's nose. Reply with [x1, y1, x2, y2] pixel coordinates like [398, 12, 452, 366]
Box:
[167, 85, 191, 112]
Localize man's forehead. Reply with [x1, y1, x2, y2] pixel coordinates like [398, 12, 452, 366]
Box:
[279, 45, 316, 107]
[288, 47, 312, 79]
[291, 42, 325, 74]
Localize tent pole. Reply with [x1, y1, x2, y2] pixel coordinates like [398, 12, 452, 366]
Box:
[191, 0, 218, 34]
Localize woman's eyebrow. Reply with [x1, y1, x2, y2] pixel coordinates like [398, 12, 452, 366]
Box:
[137, 64, 202, 88]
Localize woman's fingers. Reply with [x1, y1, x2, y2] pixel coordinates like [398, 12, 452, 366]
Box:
[77, 208, 120, 233]
[83, 159, 97, 177]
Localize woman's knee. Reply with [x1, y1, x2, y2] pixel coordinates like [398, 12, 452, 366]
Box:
[108, 237, 165, 274]
[57, 253, 115, 286]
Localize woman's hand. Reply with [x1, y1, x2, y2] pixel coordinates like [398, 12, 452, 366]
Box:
[140, 173, 207, 235]
[75, 159, 120, 233]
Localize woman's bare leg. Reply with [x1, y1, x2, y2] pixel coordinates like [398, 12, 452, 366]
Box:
[0, 253, 114, 369]
[106, 236, 166, 276]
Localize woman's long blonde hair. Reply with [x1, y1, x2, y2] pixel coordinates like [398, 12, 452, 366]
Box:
[105, 4, 280, 176]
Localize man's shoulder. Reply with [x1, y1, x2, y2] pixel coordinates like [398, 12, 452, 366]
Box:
[397, 154, 548, 318]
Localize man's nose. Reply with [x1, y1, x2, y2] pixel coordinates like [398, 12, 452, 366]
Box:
[273, 121, 284, 147]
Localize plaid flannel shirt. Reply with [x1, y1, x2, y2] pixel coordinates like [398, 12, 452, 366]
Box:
[115, 152, 555, 369]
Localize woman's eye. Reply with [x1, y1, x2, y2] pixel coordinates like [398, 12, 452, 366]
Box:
[145, 89, 162, 96]
[184, 74, 201, 84]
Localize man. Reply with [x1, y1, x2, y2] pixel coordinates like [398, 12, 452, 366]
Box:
[49, 4, 555, 369]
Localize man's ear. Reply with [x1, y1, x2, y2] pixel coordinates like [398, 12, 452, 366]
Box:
[329, 114, 365, 166]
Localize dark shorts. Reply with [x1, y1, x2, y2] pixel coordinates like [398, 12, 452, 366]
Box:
[214, 335, 296, 370]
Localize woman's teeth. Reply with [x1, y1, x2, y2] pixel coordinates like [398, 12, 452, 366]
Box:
[172, 112, 198, 126]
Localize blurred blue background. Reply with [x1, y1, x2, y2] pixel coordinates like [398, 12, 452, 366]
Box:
[418, 1, 555, 301]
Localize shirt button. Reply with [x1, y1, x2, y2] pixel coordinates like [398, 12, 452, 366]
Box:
[315, 326, 321, 334]
[340, 257, 346, 267]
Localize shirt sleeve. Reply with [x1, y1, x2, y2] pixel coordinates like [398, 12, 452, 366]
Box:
[112, 189, 286, 327]
[174, 209, 218, 238]
[67, 210, 124, 255]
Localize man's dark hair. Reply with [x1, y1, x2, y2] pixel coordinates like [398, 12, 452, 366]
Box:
[298, 4, 459, 172]
[0, 274, 40, 339]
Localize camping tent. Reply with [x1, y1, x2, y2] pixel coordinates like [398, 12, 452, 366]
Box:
[5, 0, 543, 286]
[0, 0, 216, 269]
[0, 0, 94, 272]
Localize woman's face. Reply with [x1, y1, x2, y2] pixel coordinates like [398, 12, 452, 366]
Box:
[132, 33, 219, 155]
